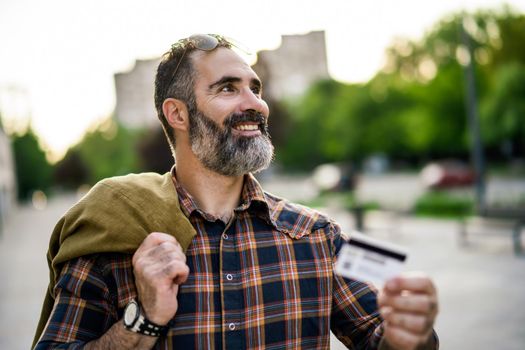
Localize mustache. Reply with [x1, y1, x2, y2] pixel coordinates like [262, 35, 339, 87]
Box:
[223, 111, 267, 128]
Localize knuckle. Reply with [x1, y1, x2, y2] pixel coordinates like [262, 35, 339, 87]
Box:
[162, 260, 183, 276]
[146, 231, 163, 243]
[149, 231, 165, 239]
[149, 231, 175, 244]
[158, 241, 173, 252]
[160, 251, 178, 264]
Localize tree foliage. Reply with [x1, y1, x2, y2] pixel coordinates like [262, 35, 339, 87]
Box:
[11, 128, 53, 200]
[136, 126, 174, 174]
[54, 119, 143, 187]
[277, 6, 525, 170]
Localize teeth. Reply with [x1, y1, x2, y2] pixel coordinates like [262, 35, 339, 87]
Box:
[236, 124, 259, 131]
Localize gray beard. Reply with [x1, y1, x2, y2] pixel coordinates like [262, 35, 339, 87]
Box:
[188, 108, 274, 177]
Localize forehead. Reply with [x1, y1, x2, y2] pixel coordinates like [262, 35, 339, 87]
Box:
[190, 47, 259, 84]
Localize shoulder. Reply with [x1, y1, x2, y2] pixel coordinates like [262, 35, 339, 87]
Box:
[94, 172, 170, 198]
[264, 191, 335, 239]
[74, 171, 176, 217]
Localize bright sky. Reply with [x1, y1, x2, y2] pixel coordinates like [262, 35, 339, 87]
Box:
[1, 0, 524, 161]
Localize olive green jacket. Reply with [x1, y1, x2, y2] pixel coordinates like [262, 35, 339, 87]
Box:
[32, 172, 196, 347]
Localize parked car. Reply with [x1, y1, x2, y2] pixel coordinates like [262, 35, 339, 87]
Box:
[420, 160, 475, 189]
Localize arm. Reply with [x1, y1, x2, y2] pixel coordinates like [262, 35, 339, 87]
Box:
[34, 254, 123, 349]
[330, 225, 439, 350]
[35, 233, 189, 350]
[82, 322, 157, 350]
[330, 223, 385, 349]
[331, 273, 385, 349]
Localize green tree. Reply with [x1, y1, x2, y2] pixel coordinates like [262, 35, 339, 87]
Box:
[53, 149, 89, 189]
[481, 62, 525, 158]
[277, 6, 525, 171]
[70, 119, 142, 184]
[278, 79, 347, 169]
[11, 128, 53, 200]
[136, 126, 174, 174]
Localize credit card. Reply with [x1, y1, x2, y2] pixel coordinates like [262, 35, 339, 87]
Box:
[335, 231, 408, 287]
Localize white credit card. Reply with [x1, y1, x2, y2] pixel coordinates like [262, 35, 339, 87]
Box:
[335, 231, 408, 288]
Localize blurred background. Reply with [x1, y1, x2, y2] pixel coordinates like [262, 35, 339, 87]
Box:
[1, 1, 524, 349]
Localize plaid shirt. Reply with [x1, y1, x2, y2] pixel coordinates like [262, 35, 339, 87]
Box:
[36, 173, 385, 349]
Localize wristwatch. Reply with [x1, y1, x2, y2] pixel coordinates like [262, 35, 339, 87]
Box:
[123, 299, 168, 337]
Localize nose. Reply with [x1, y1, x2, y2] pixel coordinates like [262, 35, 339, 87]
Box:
[239, 88, 269, 116]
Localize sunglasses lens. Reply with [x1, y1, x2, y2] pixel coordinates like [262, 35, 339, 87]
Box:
[189, 34, 219, 51]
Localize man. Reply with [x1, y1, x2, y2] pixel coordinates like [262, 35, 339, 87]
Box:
[34, 34, 438, 349]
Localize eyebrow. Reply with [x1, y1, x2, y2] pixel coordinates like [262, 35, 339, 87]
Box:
[208, 76, 262, 91]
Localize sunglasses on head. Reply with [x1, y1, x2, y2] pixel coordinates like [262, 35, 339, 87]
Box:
[167, 34, 231, 88]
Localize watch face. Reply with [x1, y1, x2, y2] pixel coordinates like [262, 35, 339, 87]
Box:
[124, 301, 139, 326]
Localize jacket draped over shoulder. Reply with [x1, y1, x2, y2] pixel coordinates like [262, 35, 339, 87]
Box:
[32, 172, 196, 347]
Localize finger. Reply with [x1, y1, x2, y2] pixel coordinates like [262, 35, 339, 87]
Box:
[163, 260, 190, 285]
[383, 323, 424, 350]
[148, 241, 186, 261]
[134, 232, 177, 259]
[384, 273, 436, 295]
[382, 310, 433, 334]
[379, 293, 437, 315]
[160, 249, 187, 265]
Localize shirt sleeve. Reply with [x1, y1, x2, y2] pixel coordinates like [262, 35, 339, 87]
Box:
[34, 255, 120, 349]
[329, 222, 385, 349]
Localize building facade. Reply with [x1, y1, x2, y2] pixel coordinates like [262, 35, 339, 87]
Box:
[252, 30, 329, 101]
[114, 58, 161, 129]
[0, 126, 16, 232]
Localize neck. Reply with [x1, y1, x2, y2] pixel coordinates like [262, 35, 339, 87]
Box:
[175, 150, 245, 222]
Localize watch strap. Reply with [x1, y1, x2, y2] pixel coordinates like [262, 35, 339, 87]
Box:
[129, 314, 168, 337]
[124, 300, 168, 337]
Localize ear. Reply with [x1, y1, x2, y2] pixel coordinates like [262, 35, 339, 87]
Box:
[162, 98, 189, 131]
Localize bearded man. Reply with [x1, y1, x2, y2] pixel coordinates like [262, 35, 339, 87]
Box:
[34, 34, 439, 350]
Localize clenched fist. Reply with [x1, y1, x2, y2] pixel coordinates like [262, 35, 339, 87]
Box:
[132, 232, 190, 326]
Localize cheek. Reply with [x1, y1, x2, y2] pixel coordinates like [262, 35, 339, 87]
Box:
[200, 103, 231, 124]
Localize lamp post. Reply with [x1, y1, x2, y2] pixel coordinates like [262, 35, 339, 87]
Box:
[460, 15, 486, 213]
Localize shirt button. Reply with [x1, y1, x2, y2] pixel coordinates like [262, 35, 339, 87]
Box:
[222, 233, 228, 240]
[228, 323, 236, 331]
[226, 274, 233, 281]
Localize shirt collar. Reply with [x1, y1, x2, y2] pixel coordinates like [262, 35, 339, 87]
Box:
[171, 167, 201, 219]
[170, 167, 328, 239]
[170, 167, 274, 225]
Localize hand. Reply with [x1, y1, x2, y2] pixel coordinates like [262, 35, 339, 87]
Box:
[132, 232, 190, 325]
[378, 272, 438, 350]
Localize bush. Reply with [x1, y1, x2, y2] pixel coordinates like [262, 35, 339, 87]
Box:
[413, 191, 474, 218]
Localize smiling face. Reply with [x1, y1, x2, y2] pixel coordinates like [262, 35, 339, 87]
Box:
[185, 47, 274, 177]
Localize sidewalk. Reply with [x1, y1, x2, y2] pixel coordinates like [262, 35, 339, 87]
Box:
[327, 206, 525, 350]
[1, 194, 524, 349]
[0, 194, 76, 350]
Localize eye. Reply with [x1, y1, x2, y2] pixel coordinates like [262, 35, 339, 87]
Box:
[251, 85, 262, 96]
[219, 84, 236, 93]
